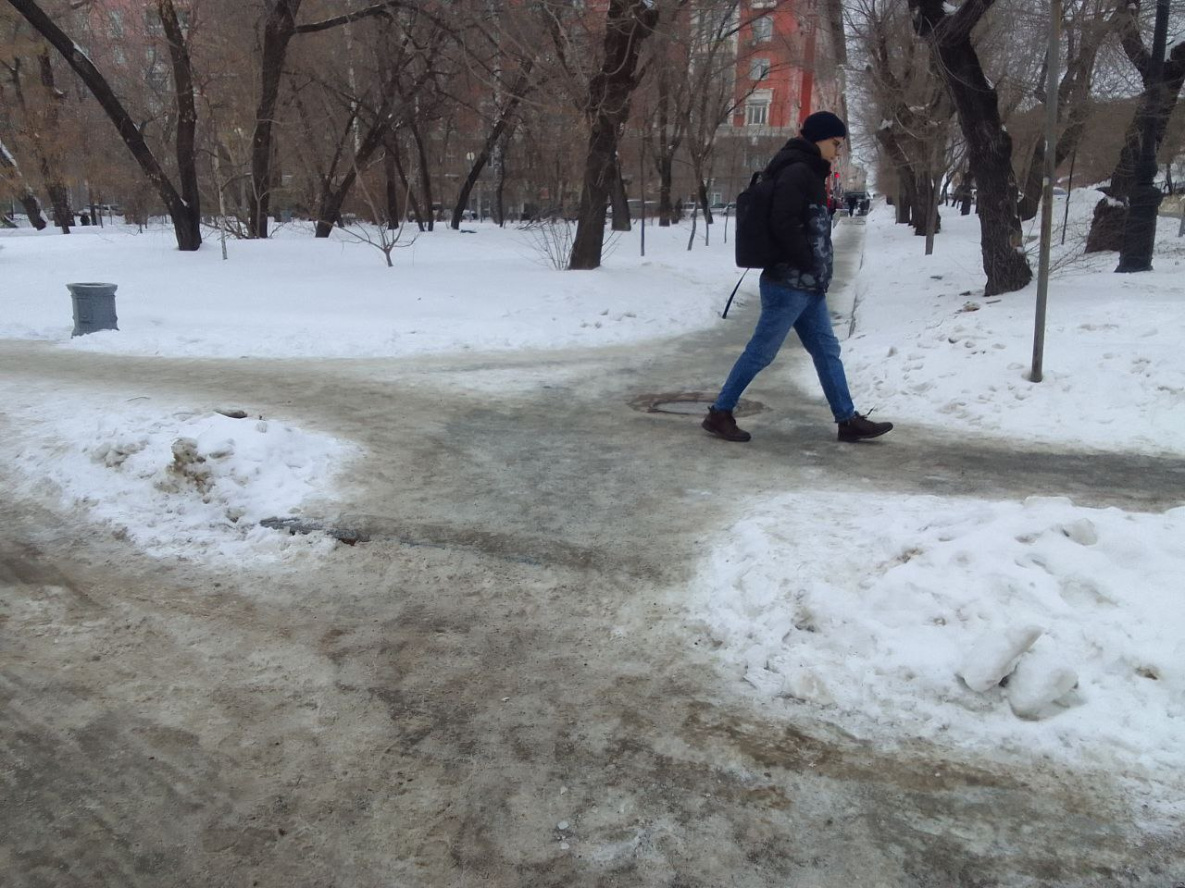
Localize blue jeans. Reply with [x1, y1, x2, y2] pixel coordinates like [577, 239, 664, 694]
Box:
[713, 272, 856, 422]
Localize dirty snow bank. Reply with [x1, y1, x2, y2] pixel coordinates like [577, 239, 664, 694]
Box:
[690, 491, 1185, 808]
[8, 397, 357, 561]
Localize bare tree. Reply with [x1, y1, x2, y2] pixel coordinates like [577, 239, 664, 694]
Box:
[642, 54, 685, 226]
[681, 1, 747, 228]
[849, 0, 956, 233]
[156, 0, 200, 249]
[1, 39, 74, 231]
[335, 157, 414, 267]
[450, 60, 536, 229]
[290, 15, 446, 238]
[1017, 0, 1121, 221]
[446, 1, 542, 229]
[908, 0, 1033, 296]
[568, 0, 660, 271]
[1085, 0, 1185, 252]
[245, 0, 450, 239]
[6, 0, 204, 249]
[0, 134, 47, 228]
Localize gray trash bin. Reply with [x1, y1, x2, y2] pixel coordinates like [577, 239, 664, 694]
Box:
[68, 282, 119, 336]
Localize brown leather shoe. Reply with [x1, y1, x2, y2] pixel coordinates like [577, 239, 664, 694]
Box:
[702, 407, 751, 442]
[837, 412, 893, 442]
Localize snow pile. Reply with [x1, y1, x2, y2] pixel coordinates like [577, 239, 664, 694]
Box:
[691, 492, 1185, 776]
[10, 404, 358, 561]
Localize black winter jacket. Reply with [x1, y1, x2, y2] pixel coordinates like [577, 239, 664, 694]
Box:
[764, 137, 834, 293]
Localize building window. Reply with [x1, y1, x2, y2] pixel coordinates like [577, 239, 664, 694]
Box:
[746, 101, 769, 126]
[694, 4, 738, 42]
[751, 16, 772, 42]
[749, 57, 770, 81]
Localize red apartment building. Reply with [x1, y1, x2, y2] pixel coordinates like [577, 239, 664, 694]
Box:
[714, 0, 850, 205]
[572, 0, 851, 212]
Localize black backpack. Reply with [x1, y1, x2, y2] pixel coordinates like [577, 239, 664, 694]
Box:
[734, 170, 781, 268]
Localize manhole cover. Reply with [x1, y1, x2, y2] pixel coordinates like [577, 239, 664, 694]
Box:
[628, 391, 765, 417]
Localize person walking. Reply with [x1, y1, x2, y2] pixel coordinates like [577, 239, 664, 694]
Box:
[702, 111, 893, 444]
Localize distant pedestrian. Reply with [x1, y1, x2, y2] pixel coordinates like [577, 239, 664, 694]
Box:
[702, 111, 893, 444]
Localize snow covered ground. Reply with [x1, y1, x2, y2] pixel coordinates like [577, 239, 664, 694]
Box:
[839, 198, 1185, 453]
[690, 490, 1183, 807]
[0, 216, 733, 357]
[2, 196, 1183, 811]
[689, 196, 1185, 816]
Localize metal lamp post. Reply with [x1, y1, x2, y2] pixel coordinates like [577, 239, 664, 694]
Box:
[1030, 0, 1061, 383]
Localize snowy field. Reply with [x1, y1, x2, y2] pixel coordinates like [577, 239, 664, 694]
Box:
[839, 198, 1185, 454]
[2, 197, 1183, 812]
[0, 216, 734, 357]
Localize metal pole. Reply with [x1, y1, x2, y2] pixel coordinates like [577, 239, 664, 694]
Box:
[1060, 149, 1076, 245]
[639, 126, 646, 258]
[1030, 0, 1060, 383]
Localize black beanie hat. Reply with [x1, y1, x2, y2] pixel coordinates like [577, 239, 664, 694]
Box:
[800, 111, 847, 143]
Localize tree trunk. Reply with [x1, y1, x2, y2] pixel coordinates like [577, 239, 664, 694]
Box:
[158, 0, 202, 249]
[924, 175, 941, 254]
[609, 154, 631, 231]
[910, 0, 1032, 296]
[916, 174, 940, 238]
[314, 98, 394, 238]
[698, 179, 713, 227]
[249, 0, 301, 239]
[492, 133, 507, 226]
[43, 181, 71, 232]
[877, 129, 919, 227]
[30, 51, 71, 233]
[649, 66, 681, 227]
[408, 119, 434, 232]
[388, 137, 426, 231]
[570, 0, 659, 270]
[1085, 38, 1185, 252]
[1, 138, 47, 228]
[18, 192, 47, 229]
[384, 150, 400, 228]
[656, 155, 674, 226]
[1019, 95, 1094, 221]
[570, 114, 616, 266]
[896, 171, 917, 225]
[450, 63, 533, 230]
[957, 172, 975, 216]
[7, 0, 200, 249]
